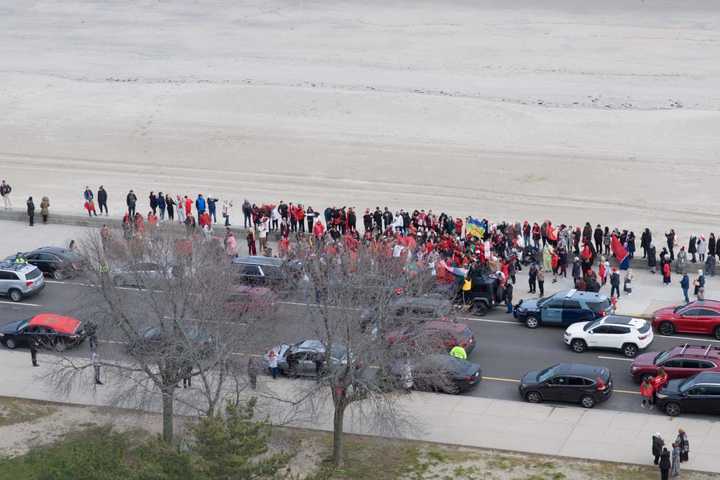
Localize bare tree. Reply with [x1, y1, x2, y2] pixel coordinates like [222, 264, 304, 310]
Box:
[285, 241, 453, 467]
[52, 227, 271, 443]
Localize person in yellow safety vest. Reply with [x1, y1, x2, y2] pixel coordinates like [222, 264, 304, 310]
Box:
[450, 345, 467, 360]
[14, 252, 27, 264]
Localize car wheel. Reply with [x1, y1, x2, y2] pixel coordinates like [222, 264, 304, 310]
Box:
[52, 270, 64, 281]
[4, 338, 17, 349]
[622, 343, 639, 358]
[571, 339, 587, 353]
[8, 289, 22, 302]
[471, 301, 488, 317]
[714, 326, 720, 341]
[525, 391, 542, 403]
[525, 316, 539, 329]
[665, 402, 681, 417]
[443, 384, 461, 395]
[659, 321, 675, 336]
[580, 395, 596, 409]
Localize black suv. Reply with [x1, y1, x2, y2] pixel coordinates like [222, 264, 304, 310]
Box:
[519, 363, 613, 408]
[232, 256, 302, 288]
[656, 371, 720, 416]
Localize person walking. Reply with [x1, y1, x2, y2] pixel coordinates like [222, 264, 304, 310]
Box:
[652, 433, 664, 465]
[181, 362, 192, 388]
[676, 428, 689, 462]
[659, 447, 671, 480]
[29, 336, 39, 367]
[97, 186, 108, 215]
[92, 351, 103, 385]
[680, 273, 690, 303]
[0, 180, 12, 210]
[242, 199, 252, 228]
[671, 442, 680, 477]
[40, 196, 50, 223]
[26, 196, 35, 226]
[610, 268, 621, 298]
[666, 229, 676, 262]
[126, 190, 137, 217]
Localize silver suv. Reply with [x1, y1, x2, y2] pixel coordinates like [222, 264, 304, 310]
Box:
[0, 262, 45, 302]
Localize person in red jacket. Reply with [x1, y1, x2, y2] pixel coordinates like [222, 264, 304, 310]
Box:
[184, 196, 192, 216]
[246, 230, 257, 256]
[640, 377, 654, 409]
[295, 205, 306, 233]
[313, 220, 325, 240]
[652, 368, 669, 406]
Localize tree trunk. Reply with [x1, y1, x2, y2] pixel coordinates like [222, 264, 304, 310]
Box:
[331, 402, 346, 467]
[161, 387, 175, 443]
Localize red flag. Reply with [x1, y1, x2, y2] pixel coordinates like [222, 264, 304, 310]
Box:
[610, 234, 628, 264]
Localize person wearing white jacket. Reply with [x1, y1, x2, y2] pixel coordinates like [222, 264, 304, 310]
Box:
[271, 206, 282, 232]
[222, 200, 233, 226]
[698, 235, 707, 262]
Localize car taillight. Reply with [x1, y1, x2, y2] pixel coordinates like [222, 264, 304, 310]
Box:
[596, 377, 607, 391]
[638, 334, 649, 340]
[25, 281, 33, 286]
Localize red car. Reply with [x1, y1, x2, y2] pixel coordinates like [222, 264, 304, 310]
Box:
[652, 300, 720, 339]
[630, 344, 720, 383]
[385, 321, 476, 354]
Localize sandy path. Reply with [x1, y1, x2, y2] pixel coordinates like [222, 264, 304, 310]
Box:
[1, 0, 719, 237]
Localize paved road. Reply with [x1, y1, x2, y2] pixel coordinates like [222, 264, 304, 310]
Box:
[4, 278, 720, 420]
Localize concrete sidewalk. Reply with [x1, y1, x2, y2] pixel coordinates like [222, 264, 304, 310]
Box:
[0, 348, 717, 473]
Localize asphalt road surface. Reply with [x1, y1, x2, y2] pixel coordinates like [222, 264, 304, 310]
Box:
[2, 278, 720, 420]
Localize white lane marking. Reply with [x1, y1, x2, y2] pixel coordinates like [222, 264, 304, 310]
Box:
[46, 280, 93, 287]
[598, 356, 634, 362]
[0, 300, 42, 307]
[98, 340, 127, 345]
[457, 316, 518, 325]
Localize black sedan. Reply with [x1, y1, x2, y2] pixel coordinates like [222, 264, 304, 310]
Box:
[6, 247, 84, 280]
[519, 363, 613, 408]
[0, 314, 86, 351]
[397, 354, 482, 394]
[656, 371, 720, 417]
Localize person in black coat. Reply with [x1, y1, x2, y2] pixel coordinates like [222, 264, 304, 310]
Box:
[149, 191, 158, 215]
[659, 447, 671, 480]
[648, 244, 657, 274]
[666, 229, 676, 261]
[26, 196, 35, 226]
[593, 225, 603, 254]
[640, 228, 651, 259]
[709, 233, 716, 259]
[609, 268, 621, 298]
[688, 235, 697, 263]
[652, 433, 664, 465]
[97, 186, 108, 215]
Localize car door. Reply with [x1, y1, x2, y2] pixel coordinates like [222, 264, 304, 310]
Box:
[694, 308, 720, 336]
[25, 254, 46, 274]
[612, 326, 631, 349]
[541, 299, 565, 325]
[682, 385, 715, 414]
[564, 376, 590, 403]
[542, 375, 569, 401]
[677, 308, 704, 333]
[560, 300, 583, 326]
[0, 271, 13, 294]
[587, 325, 614, 348]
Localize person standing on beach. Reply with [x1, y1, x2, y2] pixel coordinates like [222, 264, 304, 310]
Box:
[40, 196, 50, 223]
[26, 196, 35, 226]
[0, 180, 11, 210]
[97, 186, 108, 215]
[126, 189, 137, 217]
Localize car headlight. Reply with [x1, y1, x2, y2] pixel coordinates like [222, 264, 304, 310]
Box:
[0, 333, 4, 337]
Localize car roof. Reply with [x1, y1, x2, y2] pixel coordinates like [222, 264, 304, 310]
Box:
[689, 371, 720, 383]
[668, 344, 720, 359]
[0, 261, 38, 274]
[600, 315, 646, 327]
[29, 246, 74, 256]
[680, 300, 720, 310]
[29, 313, 81, 335]
[232, 256, 284, 267]
[554, 363, 607, 377]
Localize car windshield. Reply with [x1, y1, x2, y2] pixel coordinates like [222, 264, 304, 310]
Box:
[679, 377, 695, 392]
[537, 365, 557, 382]
[654, 351, 671, 365]
[536, 296, 552, 307]
[583, 320, 600, 332]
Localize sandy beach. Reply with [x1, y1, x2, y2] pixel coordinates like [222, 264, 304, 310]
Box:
[1, 0, 719, 236]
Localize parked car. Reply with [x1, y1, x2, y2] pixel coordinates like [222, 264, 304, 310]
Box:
[232, 256, 303, 290]
[563, 315, 654, 358]
[656, 371, 720, 416]
[631, 344, 720, 383]
[0, 313, 86, 351]
[652, 300, 720, 340]
[265, 339, 349, 377]
[385, 320, 476, 354]
[6, 247, 84, 280]
[514, 289, 610, 329]
[519, 363, 613, 408]
[396, 354, 482, 394]
[127, 325, 213, 357]
[360, 295, 455, 332]
[225, 285, 278, 317]
[112, 262, 173, 289]
[0, 262, 45, 302]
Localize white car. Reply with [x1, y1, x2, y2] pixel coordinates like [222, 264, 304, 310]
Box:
[564, 315, 654, 358]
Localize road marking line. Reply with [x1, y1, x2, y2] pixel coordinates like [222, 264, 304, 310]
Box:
[615, 389, 640, 395]
[598, 356, 634, 362]
[98, 340, 127, 345]
[46, 280, 93, 288]
[457, 317, 518, 325]
[484, 376, 520, 383]
[0, 300, 42, 307]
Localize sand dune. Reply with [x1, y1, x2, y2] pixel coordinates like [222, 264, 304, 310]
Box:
[1, 0, 719, 237]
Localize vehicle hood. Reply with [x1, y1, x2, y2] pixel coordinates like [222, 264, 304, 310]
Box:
[565, 321, 590, 335]
[520, 370, 540, 385]
[659, 378, 685, 395]
[652, 306, 677, 320]
[631, 352, 656, 369]
[516, 298, 539, 311]
[0, 319, 27, 335]
[451, 361, 482, 379]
